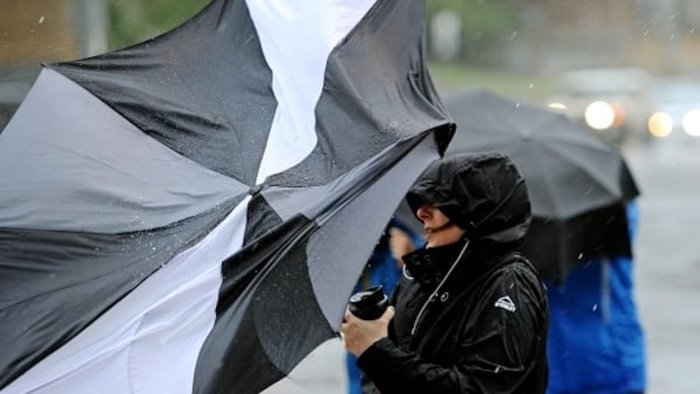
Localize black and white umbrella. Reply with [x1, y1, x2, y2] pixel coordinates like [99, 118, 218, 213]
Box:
[0, 1, 452, 393]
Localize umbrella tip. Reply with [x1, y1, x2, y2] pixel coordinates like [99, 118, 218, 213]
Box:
[248, 184, 263, 196]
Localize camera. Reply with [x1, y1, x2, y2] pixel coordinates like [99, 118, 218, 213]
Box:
[348, 285, 389, 320]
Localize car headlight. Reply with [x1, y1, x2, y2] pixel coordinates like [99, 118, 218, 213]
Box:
[648, 112, 673, 138]
[585, 101, 616, 130]
[682, 110, 700, 137]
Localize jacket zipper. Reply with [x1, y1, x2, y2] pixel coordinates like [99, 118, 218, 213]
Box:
[410, 241, 470, 336]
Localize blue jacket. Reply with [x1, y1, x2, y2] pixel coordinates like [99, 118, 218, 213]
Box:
[545, 203, 646, 393]
[347, 219, 423, 394]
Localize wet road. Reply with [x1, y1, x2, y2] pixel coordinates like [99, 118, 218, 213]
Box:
[625, 136, 700, 393]
[265, 136, 700, 394]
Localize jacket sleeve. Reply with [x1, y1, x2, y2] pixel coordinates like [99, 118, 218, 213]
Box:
[357, 263, 547, 394]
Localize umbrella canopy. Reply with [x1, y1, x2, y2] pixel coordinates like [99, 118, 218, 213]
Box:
[444, 90, 639, 282]
[0, 1, 453, 393]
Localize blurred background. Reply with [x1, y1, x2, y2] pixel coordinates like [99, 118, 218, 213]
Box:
[1, 0, 699, 392]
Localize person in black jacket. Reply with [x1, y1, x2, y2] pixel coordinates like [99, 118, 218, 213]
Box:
[341, 152, 549, 394]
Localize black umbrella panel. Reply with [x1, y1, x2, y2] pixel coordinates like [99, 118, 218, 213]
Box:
[444, 90, 639, 281]
[0, 1, 453, 393]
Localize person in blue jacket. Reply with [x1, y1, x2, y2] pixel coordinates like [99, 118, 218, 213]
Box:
[345, 218, 422, 394]
[546, 201, 646, 394]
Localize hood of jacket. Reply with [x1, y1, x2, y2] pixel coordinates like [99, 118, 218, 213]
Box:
[406, 152, 531, 250]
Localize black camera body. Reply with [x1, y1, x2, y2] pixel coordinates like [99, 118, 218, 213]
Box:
[348, 285, 389, 320]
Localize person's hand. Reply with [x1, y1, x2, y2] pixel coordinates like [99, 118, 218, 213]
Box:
[341, 306, 395, 356]
[388, 227, 415, 265]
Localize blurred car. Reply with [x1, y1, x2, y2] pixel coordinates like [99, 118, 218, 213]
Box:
[647, 79, 700, 142]
[545, 67, 657, 145]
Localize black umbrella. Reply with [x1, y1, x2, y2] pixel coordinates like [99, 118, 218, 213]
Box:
[444, 90, 639, 282]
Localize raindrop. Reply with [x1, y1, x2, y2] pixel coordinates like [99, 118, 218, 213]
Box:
[495, 366, 501, 373]
[643, 30, 649, 37]
[509, 31, 518, 41]
[515, 102, 521, 108]
[38, 16, 45, 24]
[592, 304, 598, 312]
[528, 83, 535, 89]
[577, 253, 583, 260]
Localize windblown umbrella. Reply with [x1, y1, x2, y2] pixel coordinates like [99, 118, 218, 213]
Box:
[0, 1, 453, 393]
[444, 90, 639, 282]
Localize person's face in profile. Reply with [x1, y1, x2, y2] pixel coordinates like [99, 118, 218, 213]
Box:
[416, 204, 466, 248]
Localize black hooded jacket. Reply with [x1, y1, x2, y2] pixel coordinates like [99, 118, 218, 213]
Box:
[357, 152, 549, 393]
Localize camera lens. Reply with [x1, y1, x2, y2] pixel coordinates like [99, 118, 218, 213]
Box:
[348, 285, 389, 320]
